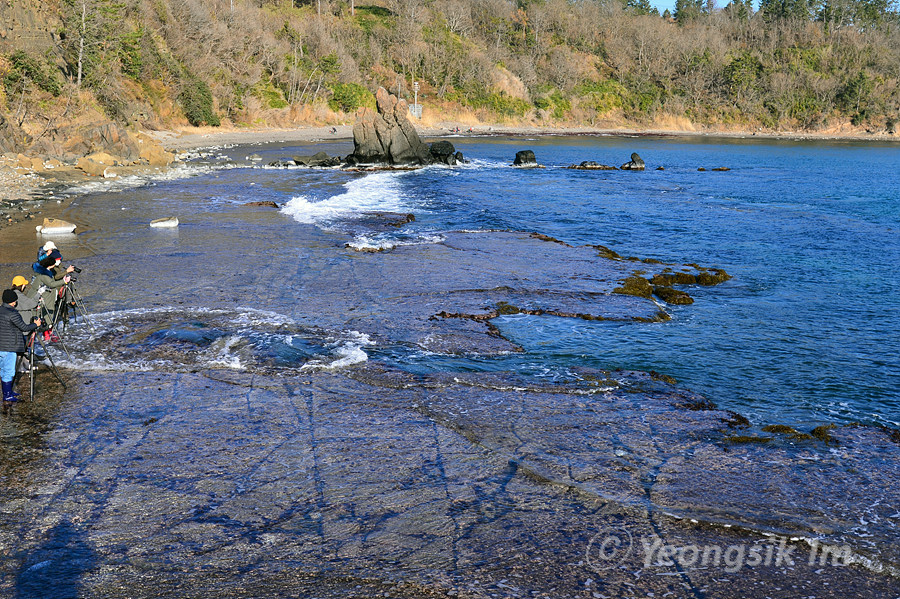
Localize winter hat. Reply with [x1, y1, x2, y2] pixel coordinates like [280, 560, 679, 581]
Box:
[42, 241, 57, 252]
[2, 289, 18, 304]
[11, 276, 28, 287]
[49, 249, 62, 261]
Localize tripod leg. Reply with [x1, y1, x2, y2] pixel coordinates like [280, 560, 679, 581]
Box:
[30, 338, 35, 401]
[36, 335, 67, 389]
[72, 287, 96, 334]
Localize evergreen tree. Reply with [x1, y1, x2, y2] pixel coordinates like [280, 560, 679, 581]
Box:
[759, 0, 815, 20]
[675, 0, 706, 21]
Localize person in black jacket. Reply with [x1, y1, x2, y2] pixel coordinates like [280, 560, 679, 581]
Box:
[1, 289, 41, 403]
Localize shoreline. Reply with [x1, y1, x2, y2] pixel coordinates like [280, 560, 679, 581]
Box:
[151, 122, 900, 153]
[2, 121, 897, 233]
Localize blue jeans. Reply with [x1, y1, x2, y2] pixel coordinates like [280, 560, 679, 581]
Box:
[0, 351, 16, 383]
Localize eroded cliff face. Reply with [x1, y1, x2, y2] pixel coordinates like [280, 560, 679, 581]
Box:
[0, 0, 62, 56]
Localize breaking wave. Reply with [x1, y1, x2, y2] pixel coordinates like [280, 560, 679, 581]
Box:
[281, 171, 408, 227]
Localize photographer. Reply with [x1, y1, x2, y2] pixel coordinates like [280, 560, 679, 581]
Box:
[31, 255, 72, 341]
[1, 289, 41, 403]
[10, 275, 39, 323]
[37, 241, 58, 262]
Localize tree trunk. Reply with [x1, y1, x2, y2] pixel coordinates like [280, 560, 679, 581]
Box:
[77, 0, 86, 87]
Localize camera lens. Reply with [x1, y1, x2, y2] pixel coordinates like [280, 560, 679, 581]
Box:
[72, 266, 83, 273]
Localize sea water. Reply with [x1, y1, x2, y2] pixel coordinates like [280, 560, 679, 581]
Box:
[4, 134, 900, 595]
[65, 135, 900, 429]
[274, 135, 899, 430]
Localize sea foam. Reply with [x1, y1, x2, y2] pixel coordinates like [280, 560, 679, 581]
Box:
[281, 171, 407, 227]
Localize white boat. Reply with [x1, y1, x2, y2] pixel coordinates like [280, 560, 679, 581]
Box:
[36, 218, 77, 234]
[150, 217, 180, 228]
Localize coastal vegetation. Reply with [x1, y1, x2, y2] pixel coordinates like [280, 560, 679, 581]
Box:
[1, 0, 899, 150]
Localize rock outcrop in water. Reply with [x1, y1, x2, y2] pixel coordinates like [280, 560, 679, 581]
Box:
[429, 140, 465, 165]
[292, 151, 342, 167]
[567, 160, 616, 170]
[620, 152, 646, 170]
[346, 88, 433, 166]
[343, 88, 467, 167]
[513, 150, 538, 166]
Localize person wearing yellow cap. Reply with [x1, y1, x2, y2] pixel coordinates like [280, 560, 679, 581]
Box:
[10, 275, 39, 323]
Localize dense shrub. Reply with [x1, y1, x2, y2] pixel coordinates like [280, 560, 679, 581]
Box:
[328, 82, 375, 112]
[178, 75, 220, 126]
[3, 51, 63, 96]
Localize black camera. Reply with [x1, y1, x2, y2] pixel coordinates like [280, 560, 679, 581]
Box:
[72, 266, 83, 273]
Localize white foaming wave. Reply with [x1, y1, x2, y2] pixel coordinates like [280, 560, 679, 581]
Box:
[52, 352, 160, 372]
[64, 163, 220, 196]
[347, 232, 445, 252]
[281, 171, 407, 226]
[462, 157, 505, 169]
[301, 331, 374, 371]
[206, 335, 246, 370]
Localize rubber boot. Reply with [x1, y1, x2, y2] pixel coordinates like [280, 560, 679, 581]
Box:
[1, 380, 19, 403]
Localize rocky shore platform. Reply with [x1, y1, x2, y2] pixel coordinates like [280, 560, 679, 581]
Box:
[1, 212, 899, 597]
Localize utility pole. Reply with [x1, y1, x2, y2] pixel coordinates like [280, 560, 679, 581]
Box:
[412, 81, 420, 119]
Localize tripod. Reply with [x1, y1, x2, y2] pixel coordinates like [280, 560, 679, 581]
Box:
[52, 280, 95, 336]
[16, 329, 67, 401]
[36, 291, 71, 361]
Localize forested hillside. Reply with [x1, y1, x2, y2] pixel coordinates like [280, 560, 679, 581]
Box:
[1, 0, 899, 145]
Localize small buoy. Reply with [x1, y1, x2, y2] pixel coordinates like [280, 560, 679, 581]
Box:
[150, 217, 179, 228]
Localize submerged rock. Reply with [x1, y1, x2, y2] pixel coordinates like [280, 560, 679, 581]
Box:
[653, 286, 694, 304]
[567, 160, 616, 170]
[293, 151, 341, 167]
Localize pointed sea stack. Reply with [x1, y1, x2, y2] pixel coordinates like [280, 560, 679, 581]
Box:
[346, 87, 433, 166]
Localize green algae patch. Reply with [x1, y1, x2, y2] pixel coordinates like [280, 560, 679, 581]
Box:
[696, 269, 732, 285]
[530, 232, 571, 246]
[649, 371, 677, 385]
[723, 411, 751, 428]
[678, 398, 717, 411]
[762, 424, 799, 434]
[762, 424, 815, 441]
[811, 424, 838, 445]
[614, 275, 653, 299]
[726, 435, 773, 444]
[653, 286, 694, 305]
[651, 272, 700, 286]
[495, 301, 522, 315]
[593, 244, 624, 260]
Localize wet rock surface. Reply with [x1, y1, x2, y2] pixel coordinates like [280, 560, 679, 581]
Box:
[347, 88, 433, 166]
[1, 195, 898, 598]
[620, 152, 646, 170]
[512, 150, 537, 166]
[567, 160, 617, 170]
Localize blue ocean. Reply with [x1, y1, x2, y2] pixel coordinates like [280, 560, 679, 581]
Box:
[67, 134, 900, 428]
[252, 134, 898, 429]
